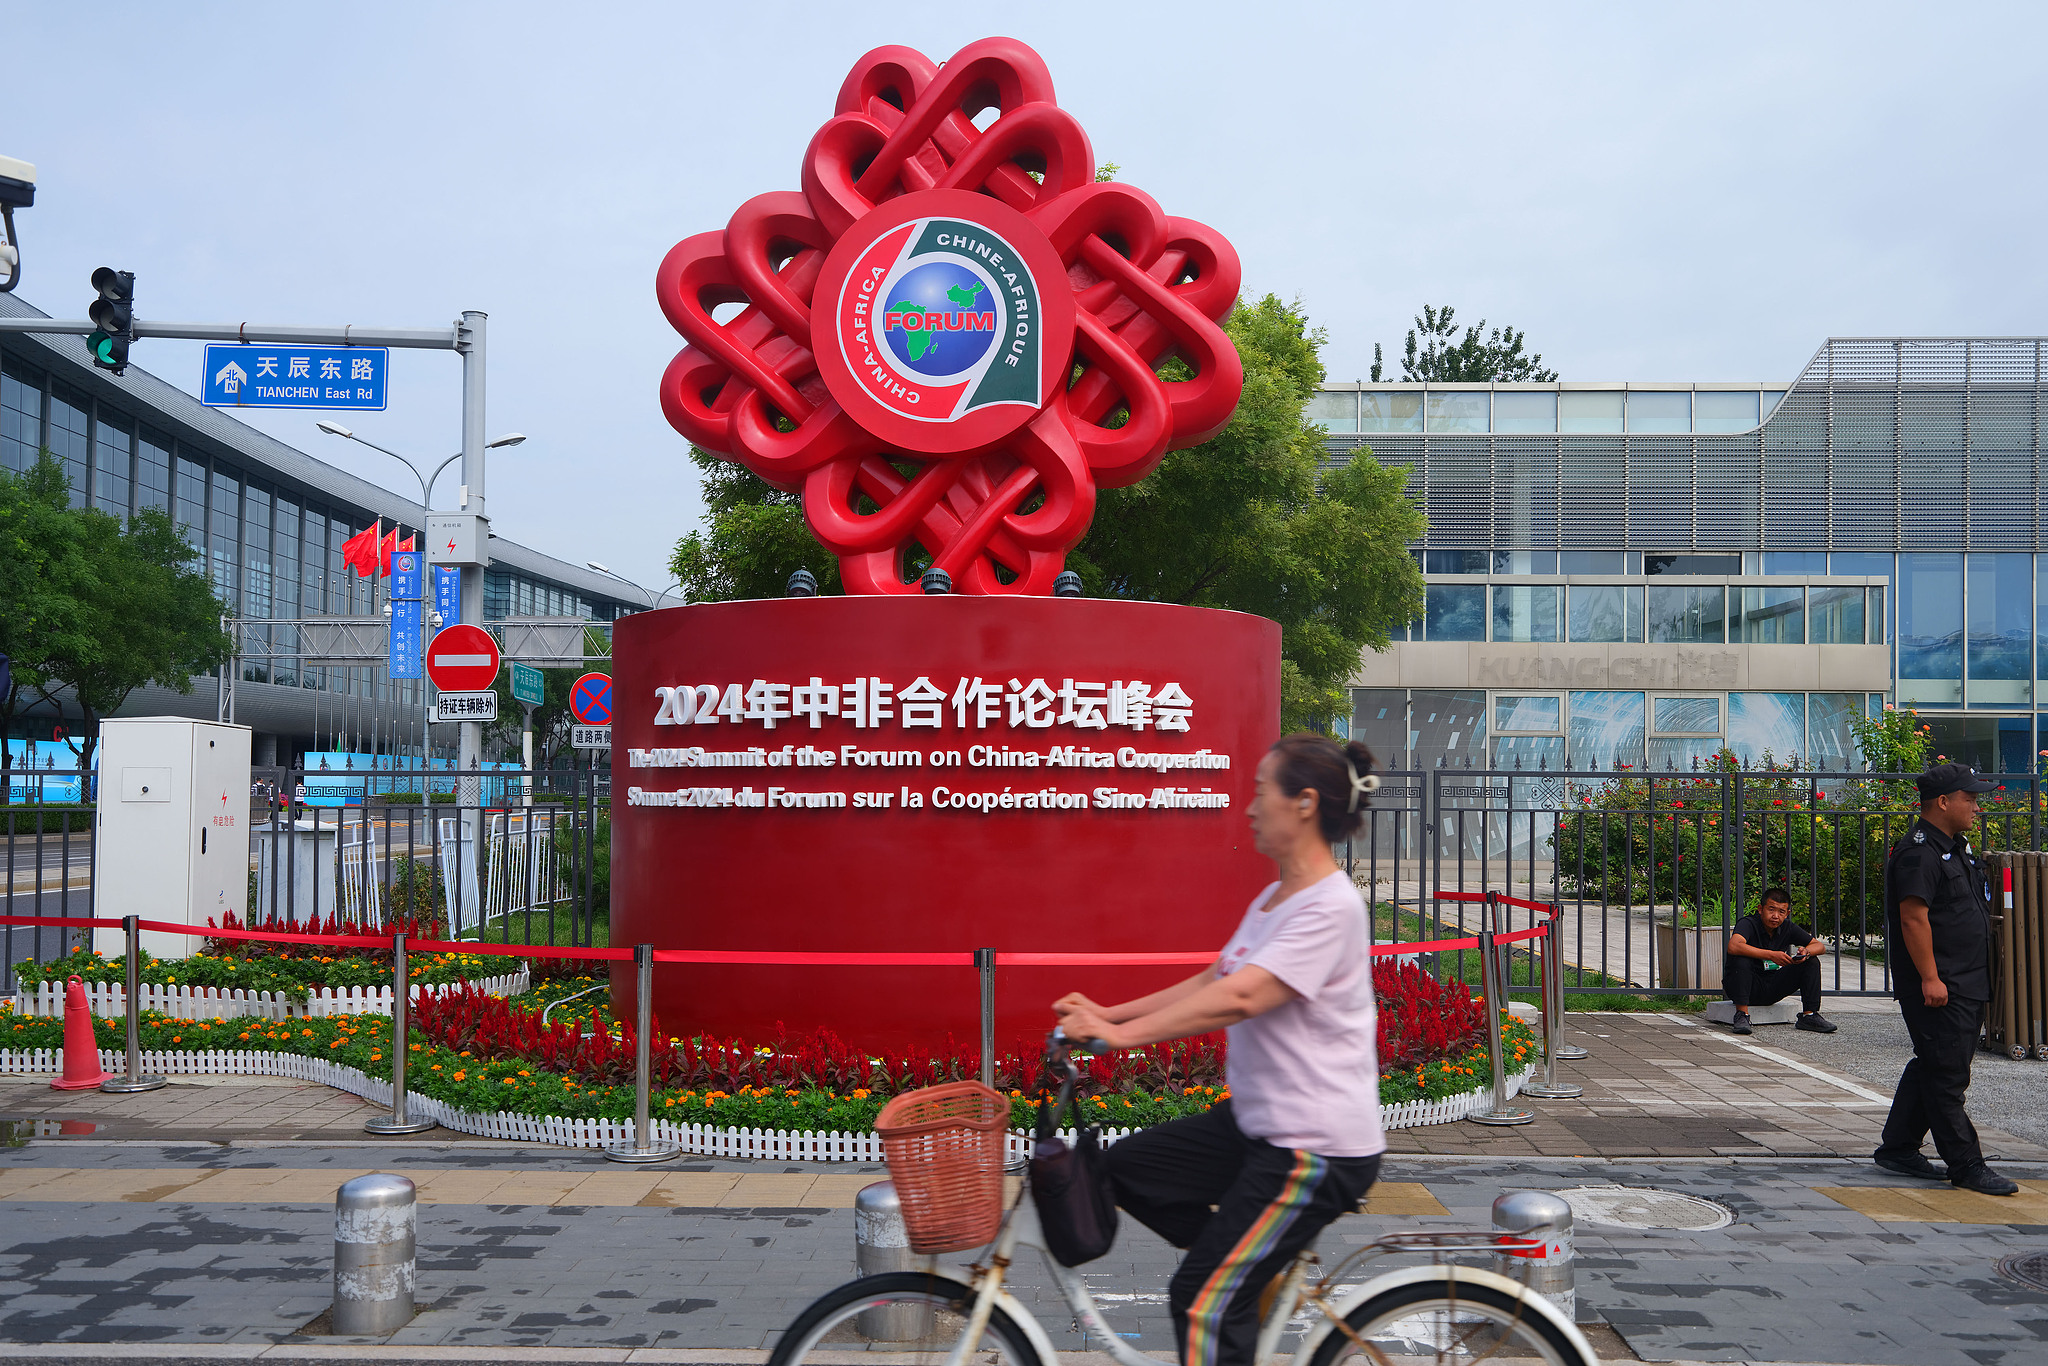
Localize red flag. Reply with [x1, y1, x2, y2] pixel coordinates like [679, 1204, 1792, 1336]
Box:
[375, 529, 416, 576]
[340, 523, 381, 577]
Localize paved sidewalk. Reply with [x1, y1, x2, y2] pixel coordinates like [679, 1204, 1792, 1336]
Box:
[2, 1143, 2046, 1363]
[10, 1013, 2042, 1162]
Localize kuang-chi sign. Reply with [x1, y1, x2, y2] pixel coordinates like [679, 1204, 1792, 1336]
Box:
[655, 37, 1243, 595]
[611, 598, 1278, 1047]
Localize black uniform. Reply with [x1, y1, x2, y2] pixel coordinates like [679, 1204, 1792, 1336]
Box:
[1724, 912, 1822, 1014]
[1874, 815, 1994, 1178]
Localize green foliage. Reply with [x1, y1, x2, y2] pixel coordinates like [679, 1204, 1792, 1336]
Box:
[10, 944, 494, 1002]
[665, 297, 1425, 732]
[1371, 304, 1557, 383]
[669, 453, 842, 602]
[1846, 704, 1934, 775]
[0, 454, 231, 781]
[0, 804, 94, 834]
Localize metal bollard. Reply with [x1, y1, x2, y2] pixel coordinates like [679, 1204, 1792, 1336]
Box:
[605, 943, 682, 1163]
[333, 1173, 417, 1335]
[100, 916, 166, 1094]
[1467, 929, 1534, 1126]
[1492, 1190, 1574, 1320]
[1522, 915, 1583, 1100]
[365, 933, 437, 1135]
[854, 1181, 935, 1339]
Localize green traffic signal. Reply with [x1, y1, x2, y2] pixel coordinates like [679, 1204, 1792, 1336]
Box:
[86, 266, 134, 374]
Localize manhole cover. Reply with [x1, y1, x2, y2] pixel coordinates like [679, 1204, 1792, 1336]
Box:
[1556, 1185, 1733, 1231]
[1997, 1251, 2048, 1292]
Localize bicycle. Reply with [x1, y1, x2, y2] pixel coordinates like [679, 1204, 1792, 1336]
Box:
[768, 1031, 1596, 1366]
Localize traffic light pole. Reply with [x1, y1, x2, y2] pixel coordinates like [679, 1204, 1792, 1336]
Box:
[0, 309, 498, 768]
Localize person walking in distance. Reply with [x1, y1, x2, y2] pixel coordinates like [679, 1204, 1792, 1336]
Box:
[1872, 763, 2018, 1195]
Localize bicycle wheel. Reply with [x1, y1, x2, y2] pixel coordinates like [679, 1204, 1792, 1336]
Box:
[1307, 1274, 1591, 1366]
[768, 1271, 1044, 1366]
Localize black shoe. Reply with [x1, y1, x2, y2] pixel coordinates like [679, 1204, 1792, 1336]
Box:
[1730, 1013, 1752, 1035]
[1952, 1167, 2021, 1197]
[1873, 1152, 1949, 1181]
[1797, 1012, 1837, 1033]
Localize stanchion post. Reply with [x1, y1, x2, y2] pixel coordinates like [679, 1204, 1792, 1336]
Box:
[100, 915, 166, 1094]
[975, 947, 996, 1088]
[1468, 928, 1534, 1126]
[1547, 901, 1587, 1061]
[1522, 914, 1583, 1100]
[365, 933, 437, 1135]
[606, 943, 681, 1164]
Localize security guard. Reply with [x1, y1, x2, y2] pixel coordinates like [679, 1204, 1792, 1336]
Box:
[1872, 763, 2018, 1195]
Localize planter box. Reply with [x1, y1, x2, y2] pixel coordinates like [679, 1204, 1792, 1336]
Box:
[10, 966, 530, 1022]
[1654, 925, 1726, 991]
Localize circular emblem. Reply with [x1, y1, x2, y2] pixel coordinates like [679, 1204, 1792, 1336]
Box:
[813, 188, 1075, 456]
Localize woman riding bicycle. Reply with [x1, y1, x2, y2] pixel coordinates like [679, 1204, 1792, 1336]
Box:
[1054, 732, 1384, 1366]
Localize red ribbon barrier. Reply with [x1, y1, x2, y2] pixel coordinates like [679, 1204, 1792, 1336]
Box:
[997, 951, 1215, 966]
[1370, 935, 1482, 955]
[1497, 924, 1550, 945]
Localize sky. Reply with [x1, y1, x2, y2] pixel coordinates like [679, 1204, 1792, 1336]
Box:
[9, 2, 2047, 597]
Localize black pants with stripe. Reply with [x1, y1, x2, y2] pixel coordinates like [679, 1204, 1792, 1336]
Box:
[1104, 1101, 1380, 1366]
[1725, 955, 1822, 1013]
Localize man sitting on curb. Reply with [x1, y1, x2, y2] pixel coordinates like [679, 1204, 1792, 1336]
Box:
[1724, 887, 1836, 1036]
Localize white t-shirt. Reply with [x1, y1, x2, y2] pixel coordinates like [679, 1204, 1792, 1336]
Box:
[1215, 870, 1384, 1157]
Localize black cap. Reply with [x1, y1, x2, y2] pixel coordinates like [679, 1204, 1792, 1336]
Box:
[1917, 762, 1997, 800]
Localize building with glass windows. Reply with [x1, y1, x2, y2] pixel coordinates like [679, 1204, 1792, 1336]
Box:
[0, 290, 637, 765]
[1319, 338, 2048, 774]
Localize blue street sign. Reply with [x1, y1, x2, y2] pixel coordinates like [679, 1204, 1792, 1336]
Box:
[200, 343, 389, 410]
[434, 566, 462, 626]
[389, 600, 422, 679]
[390, 550, 422, 602]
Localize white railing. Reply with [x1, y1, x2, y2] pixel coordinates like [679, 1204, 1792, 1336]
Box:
[9, 966, 529, 1022]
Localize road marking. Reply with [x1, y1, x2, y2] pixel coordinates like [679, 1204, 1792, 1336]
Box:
[1660, 1013, 1894, 1103]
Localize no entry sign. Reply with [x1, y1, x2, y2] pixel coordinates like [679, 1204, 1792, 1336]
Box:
[426, 624, 500, 693]
[570, 672, 613, 725]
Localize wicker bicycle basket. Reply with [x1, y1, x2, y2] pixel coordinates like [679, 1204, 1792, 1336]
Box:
[874, 1081, 1009, 1253]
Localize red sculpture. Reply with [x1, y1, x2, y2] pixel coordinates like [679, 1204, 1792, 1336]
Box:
[656, 37, 1244, 595]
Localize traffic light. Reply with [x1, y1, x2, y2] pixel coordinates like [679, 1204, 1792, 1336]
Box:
[86, 266, 134, 374]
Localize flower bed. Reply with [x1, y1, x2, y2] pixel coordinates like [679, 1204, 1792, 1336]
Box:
[0, 957, 1539, 1136]
[10, 907, 489, 1007]
[10, 967, 530, 1022]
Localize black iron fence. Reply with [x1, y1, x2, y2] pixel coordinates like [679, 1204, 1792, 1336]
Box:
[1346, 765, 2044, 998]
[0, 766, 604, 994]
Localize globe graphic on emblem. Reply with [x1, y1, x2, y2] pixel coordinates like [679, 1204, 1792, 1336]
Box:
[881, 260, 1000, 377]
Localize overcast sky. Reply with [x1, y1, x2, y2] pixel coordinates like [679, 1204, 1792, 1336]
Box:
[10, 2, 2046, 595]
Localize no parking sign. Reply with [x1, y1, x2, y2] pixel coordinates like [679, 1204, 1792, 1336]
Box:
[570, 672, 612, 749]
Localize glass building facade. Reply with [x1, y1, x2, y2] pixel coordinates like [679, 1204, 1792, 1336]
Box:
[1, 293, 633, 760]
[1324, 339, 2048, 774]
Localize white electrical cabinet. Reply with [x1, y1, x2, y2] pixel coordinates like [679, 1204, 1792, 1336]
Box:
[92, 718, 253, 960]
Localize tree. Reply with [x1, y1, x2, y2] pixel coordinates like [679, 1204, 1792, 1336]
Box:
[1, 454, 232, 788]
[34, 490, 233, 777]
[0, 456, 96, 799]
[669, 295, 1426, 730]
[1370, 304, 1557, 383]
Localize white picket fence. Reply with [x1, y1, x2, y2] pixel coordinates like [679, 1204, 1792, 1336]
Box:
[8, 967, 530, 1022]
[0, 1045, 1530, 1153]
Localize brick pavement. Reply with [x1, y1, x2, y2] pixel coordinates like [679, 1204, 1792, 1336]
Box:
[3, 1011, 2047, 1362]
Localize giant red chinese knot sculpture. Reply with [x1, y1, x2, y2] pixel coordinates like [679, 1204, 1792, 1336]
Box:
[656, 37, 1244, 595]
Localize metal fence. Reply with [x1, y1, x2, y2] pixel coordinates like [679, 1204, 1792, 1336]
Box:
[0, 766, 605, 994]
[1346, 765, 2044, 998]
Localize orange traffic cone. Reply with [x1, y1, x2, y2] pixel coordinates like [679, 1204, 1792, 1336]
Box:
[51, 975, 108, 1091]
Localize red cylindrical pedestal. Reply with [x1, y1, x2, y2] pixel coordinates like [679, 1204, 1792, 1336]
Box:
[610, 596, 1279, 1051]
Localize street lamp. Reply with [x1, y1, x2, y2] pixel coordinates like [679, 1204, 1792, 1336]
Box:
[316, 421, 527, 510]
[587, 561, 683, 610]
